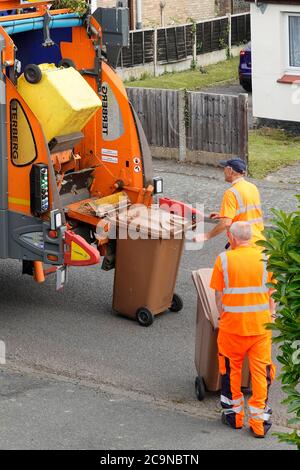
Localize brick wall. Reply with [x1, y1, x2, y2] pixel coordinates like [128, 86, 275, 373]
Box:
[96, 0, 115, 7]
[142, 0, 216, 27]
[96, 0, 216, 28]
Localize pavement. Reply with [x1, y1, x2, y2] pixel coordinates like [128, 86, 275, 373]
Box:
[265, 162, 300, 185]
[0, 159, 299, 450]
[154, 159, 300, 219]
[0, 367, 292, 450]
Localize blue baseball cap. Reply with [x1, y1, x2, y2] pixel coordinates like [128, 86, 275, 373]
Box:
[219, 158, 247, 174]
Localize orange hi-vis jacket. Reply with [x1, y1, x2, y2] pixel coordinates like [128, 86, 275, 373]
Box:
[219, 178, 264, 245]
[210, 246, 273, 336]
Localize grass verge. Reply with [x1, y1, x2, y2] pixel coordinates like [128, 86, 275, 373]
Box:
[249, 128, 300, 179]
[125, 57, 239, 90]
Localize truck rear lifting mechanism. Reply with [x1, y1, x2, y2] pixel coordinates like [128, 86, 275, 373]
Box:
[0, 0, 165, 290]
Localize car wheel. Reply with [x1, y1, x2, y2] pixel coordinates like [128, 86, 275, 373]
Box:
[241, 81, 252, 93]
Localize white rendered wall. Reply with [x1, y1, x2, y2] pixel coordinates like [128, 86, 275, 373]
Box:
[251, 3, 300, 122]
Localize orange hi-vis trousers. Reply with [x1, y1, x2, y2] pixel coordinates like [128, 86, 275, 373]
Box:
[218, 330, 275, 436]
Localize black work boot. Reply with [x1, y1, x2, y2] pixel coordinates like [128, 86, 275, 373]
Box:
[221, 411, 243, 430]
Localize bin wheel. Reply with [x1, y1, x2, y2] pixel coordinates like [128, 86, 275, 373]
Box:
[58, 58, 76, 69]
[195, 376, 206, 401]
[169, 293, 183, 312]
[24, 64, 42, 84]
[136, 307, 154, 327]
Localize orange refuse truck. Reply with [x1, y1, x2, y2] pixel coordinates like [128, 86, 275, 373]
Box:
[0, 0, 164, 290]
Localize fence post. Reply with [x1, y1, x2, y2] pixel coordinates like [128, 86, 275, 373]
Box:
[227, 13, 232, 58]
[238, 93, 249, 163]
[192, 22, 197, 66]
[153, 28, 158, 77]
[178, 90, 187, 162]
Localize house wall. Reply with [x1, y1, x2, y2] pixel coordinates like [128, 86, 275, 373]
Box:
[250, 2, 300, 123]
[96, 1, 216, 28]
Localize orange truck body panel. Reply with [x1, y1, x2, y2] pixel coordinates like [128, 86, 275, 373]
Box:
[0, 4, 155, 279]
[6, 77, 49, 215]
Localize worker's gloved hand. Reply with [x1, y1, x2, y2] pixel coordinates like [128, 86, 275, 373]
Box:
[209, 212, 220, 220]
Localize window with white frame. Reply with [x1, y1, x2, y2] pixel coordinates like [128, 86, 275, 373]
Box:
[289, 15, 300, 68]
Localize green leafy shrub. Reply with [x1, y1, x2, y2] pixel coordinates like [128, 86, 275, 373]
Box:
[51, 0, 89, 16]
[257, 199, 300, 449]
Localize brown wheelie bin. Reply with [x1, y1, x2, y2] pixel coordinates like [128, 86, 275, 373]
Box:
[192, 268, 251, 400]
[111, 205, 189, 326]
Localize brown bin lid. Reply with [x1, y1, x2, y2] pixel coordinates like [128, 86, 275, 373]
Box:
[192, 269, 219, 330]
[109, 204, 190, 239]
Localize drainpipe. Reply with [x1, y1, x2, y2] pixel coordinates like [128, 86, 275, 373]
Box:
[160, 1, 166, 27]
[136, 0, 142, 30]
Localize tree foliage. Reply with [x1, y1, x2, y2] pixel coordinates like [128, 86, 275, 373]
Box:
[51, 0, 89, 16]
[257, 197, 300, 449]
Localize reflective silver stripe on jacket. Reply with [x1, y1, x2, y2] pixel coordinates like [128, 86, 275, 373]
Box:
[236, 204, 262, 216]
[229, 187, 263, 223]
[222, 304, 270, 313]
[220, 252, 229, 288]
[229, 187, 244, 212]
[220, 252, 268, 295]
[223, 285, 268, 294]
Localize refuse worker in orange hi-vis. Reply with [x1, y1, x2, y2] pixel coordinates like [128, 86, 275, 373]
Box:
[210, 221, 276, 438]
[194, 158, 264, 248]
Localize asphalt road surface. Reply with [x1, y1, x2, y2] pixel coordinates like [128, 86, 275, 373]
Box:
[0, 161, 298, 450]
[0, 368, 292, 450]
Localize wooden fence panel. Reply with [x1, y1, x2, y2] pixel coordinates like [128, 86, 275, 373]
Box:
[126, 88, 248, 160]
[156, 25, 193, 63]
[126, 88, 180, 148]
[231, 13, 251, 45]
[186, 92, 248, 159]
[196, 17, 229, 54]
[119, 13, 250, 68]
